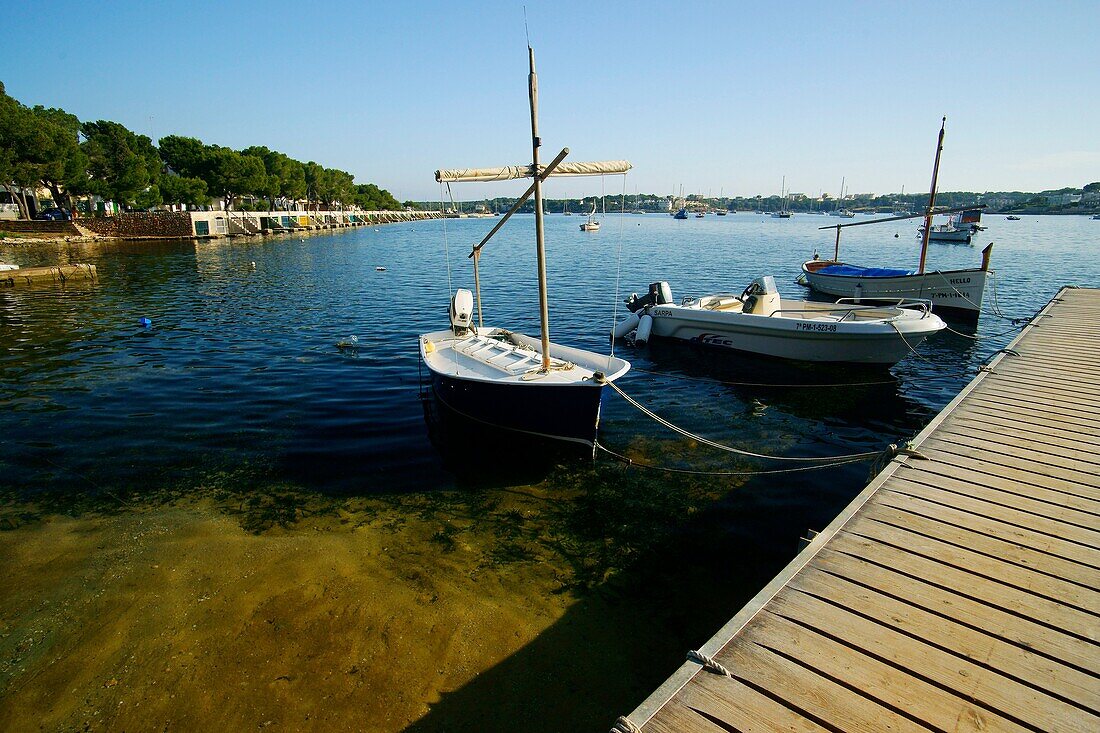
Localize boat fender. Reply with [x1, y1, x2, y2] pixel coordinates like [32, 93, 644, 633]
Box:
[635, 314, 654, 345]
[612, 312, 641, 340]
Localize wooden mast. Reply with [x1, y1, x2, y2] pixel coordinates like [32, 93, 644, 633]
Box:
[528, 46, 552, 372]
[918, 116, 946, 274]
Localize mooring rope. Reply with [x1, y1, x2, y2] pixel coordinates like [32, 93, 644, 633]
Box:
[625, 366, 898, 388]
[594, 441, 870, 476]
[610, 716, 642, 733]
[597, 378, 880, 463]
[688, 649, 733, 677]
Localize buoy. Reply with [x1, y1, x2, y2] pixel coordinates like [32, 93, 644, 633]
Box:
[635, 314, 654, 345]
[139, 317, 152, 328]
[612, 312, 641, 340]
[894, 233, 899, 238]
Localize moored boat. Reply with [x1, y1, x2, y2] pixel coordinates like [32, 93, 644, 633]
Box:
[419, 47, 631, 447]
[614, 277, 945, 365]
[803, 117, 992, 318]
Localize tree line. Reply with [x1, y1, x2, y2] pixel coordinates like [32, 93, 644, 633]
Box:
[0, 81, 401, 218]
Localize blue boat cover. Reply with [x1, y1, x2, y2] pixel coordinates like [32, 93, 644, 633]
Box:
[817, 264, 914, 278]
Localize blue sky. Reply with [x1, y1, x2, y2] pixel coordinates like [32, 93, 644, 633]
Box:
[2, 1, 1096, 201]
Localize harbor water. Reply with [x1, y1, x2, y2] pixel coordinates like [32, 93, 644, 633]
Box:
[1, 213, 1096, 731]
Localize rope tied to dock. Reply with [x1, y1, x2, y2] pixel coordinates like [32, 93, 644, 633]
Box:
[687, 649, 733, 677]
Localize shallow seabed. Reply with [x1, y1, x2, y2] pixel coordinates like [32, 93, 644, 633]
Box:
[1, 213, 1096, 731]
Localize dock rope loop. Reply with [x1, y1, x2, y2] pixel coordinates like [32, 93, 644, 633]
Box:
[688, 649, 733, 677]
[596, 377, 879, 464]
[610, 716, 642, 733]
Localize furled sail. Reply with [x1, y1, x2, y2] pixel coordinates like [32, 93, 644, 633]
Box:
[436, 160, 632, 183]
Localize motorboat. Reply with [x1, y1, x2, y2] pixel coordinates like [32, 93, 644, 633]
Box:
[419, 47, 630, 447]
[672, 206, 688, 219]
[1006, 215, 1021, 221]
[922, 221, 973, 243]
[613, 277, 945, 365]
[803, 118, 991, 318]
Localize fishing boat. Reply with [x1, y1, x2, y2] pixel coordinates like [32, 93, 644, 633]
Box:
[419, 47, 630, 447]
[613, 276, 944, 365]
[800, 118, 992, 318]
[922, 218, 973, 243]
[580, 202, 601, 231]
[672, 206, 688, 219]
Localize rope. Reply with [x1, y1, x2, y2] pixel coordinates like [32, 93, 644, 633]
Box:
[609, 174, 627, 361]
[688, 649, 733, 677]
[610, 716, 642, 733]
[440, 182, 453, 301]
[626, 365, 897, 388]
[597, 378, 880, 463]
[594, 441, 870, 476]
[888, 322, 934, 363]
[865, 440, 928, 479]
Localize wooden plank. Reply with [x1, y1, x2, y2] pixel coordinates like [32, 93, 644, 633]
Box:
[862, 502, 1099, 589]
[952, 402, 1100, 440]
[946, 409, 1100, 449]
[972, 378, 1100, 407]
[652, 671, 835, 733]
[962, 394, 1100, 428]
[814, 547, 1100, 676]
[906, 445, 1100, 502]
[844, 514, 1100, 613]
[828, 532, 1098, 640]
[924, 431, 1100, 488]
[765, 590, 1094, 731]
[788, 568, 1100, 712]
[875, 488, 1100, 570]
[738, 610, 1036, 732]
[978, 369, 1100, 398]
[886, 472, 1100, 547]
[920, 437, 1100, 498]
[720, 621, 949, 732]
[969, 385, 1100, 419]
[936, 421, 1100, 469]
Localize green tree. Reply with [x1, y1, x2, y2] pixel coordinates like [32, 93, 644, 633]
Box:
[205, 147, 267, 210]
[159, 173, 209, 207]
[81, 120, 162, 209]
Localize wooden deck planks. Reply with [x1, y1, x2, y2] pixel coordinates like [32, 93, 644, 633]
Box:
[622, 287, 1100, 733]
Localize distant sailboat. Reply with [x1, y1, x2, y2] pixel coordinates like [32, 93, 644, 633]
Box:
[580, 201, 601, 231]
[771, 176, 792, 218]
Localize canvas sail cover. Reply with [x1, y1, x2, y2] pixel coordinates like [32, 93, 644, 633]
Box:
[436, 160, 632, 183]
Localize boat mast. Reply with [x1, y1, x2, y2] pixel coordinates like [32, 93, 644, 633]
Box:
[528, 46, 552, 372]
[918, 117, 946, 274]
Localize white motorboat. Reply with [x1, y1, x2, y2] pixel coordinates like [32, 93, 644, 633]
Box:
[614, 276, 945, 366]
[804, 118, 991, 318]
[419, 47, 631, 447]
[923, 222, 972, 243]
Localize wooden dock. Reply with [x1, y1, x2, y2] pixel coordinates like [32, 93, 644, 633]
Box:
[617, 286, 1099, 733]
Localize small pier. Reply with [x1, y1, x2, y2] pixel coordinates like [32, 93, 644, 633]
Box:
[617, 286, 1099, 732]
[0, 264, 98, 287]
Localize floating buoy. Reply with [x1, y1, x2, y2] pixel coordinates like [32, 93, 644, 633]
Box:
[612, 312, 641, 340]
[635, 314, 654, 345]
[894, 233, 899, 238]
[139, 317, 152, 329]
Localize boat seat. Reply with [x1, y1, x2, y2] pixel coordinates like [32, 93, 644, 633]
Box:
[455, 335, 541, 375]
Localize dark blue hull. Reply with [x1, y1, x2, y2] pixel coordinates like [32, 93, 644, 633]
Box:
[431, 372, 607, 446]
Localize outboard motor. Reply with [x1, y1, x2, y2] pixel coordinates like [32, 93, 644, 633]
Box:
[625, 281, 674, 313]
[450, 288, 474, 334]
[741, 276, 781, 316]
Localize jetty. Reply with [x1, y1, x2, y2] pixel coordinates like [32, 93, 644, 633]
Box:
[0, 264, 97, 287]
[616, 286, 1100, 732]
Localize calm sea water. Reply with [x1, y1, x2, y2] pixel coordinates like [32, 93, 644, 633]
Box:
[2, 213, 1094, 498]
[0, 212, 1096, 728]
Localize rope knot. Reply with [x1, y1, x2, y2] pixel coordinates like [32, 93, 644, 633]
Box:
[610, 716, 642, 733]
[687, 649, 732, 677]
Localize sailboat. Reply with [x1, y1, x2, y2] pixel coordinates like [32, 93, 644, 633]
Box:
[829, 177, 855, 218]
[799, 118, 992, 318]
[771, 176, 792, 217]
[580, 201, 600, 231]
[563, 200, 572, 215]
[419, 47, 631, 447]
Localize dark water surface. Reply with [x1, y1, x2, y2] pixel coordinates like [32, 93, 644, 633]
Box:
[0, 213, 1096, 730]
